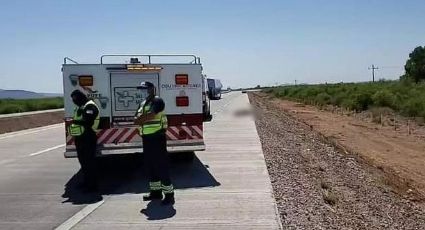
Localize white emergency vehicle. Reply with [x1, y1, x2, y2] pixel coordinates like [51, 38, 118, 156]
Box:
[62, 55, 207, 159]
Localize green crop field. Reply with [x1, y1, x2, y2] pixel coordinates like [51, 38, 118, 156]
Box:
[265, 80, 425, 119]
[0, 97, 64, 115]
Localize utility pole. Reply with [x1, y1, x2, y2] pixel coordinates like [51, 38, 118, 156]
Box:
[368, 64, 379, 82]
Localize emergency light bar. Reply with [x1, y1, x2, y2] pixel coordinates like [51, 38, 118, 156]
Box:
[126, 64, 162, 71]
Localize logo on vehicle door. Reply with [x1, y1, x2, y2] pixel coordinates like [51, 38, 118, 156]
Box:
[116, 91, 135, 107]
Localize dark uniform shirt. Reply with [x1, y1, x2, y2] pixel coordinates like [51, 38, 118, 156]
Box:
[145, 96, 165, 114]
[73, 102, 99, 130]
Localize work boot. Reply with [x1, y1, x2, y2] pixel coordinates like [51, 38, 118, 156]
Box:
[161, 193, 175, 205]
[143, 190, 163, 201]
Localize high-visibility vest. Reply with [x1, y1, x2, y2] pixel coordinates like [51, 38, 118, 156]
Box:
[69, 100, 100, 136]
[137, 98, 168, 136]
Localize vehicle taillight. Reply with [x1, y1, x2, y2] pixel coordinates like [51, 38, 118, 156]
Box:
[175, 74, 188, 85]
[176, 96, 189, 106]
[79, 75, 93, 86]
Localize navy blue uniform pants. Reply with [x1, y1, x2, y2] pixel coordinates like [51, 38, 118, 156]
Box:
[75, 130, 98, 188]
[142, 131, 172, 190]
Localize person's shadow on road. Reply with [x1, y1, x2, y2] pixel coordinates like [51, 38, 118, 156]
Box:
[61, 170, 103, 205]
[140, 201, 176, 220]
[62, 154, 220, 206]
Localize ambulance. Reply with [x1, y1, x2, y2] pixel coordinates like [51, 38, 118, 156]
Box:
[62, 55, 208, 160]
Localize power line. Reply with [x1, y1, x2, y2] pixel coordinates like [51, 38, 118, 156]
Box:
[368, 64, 379, 82]
[379, 66, 403, 69]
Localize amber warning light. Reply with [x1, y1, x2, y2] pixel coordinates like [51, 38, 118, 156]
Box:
[78, 75, 93, 86]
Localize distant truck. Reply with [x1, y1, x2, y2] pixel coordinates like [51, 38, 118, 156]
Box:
[202, 75, 212, 120]
[207, 78, 222, 100]
[62, 54, 208, 160]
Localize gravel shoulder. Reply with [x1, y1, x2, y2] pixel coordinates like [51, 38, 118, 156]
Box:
[249, 92, 425, 229]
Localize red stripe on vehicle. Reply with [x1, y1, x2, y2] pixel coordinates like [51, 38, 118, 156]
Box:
[188, 126, 202, 139]
[166, 131, 177, 140]
[125, 129, 139, 143]
[167, 128, 179, 140]
[112, 128, 130, 143]
[96, 129, 107, 139]
[106, 128, 125, 144]
[181, 126, 194, 139]
[167, 114, 203, 126]
[170, 126, 186, 140]
[66, 136, 74, 145]
[192, 125, 203, 138]
[119, 128, 135, 143]
[100, 129, 118, 144]
[97, 129, 111, 144]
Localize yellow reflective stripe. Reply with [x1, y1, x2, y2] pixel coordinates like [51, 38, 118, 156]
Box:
[143, 120, 162, 125]
[149, 181, 161, 191]
[137, 100, 168, 135]
[161, 184, 174, 194]
[70, 100, 100, 136]
[139, 113, 167, 135]
[69, 124, 84, 136]
[84, 100, 100, 131]
[143, 125, 162, 129]
[161, 114, 168, 129]
[70, 107, 84, 136]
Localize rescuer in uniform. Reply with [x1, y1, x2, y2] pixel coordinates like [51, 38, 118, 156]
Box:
[134, 82, 175, 205]
[69, 90, 100, 192]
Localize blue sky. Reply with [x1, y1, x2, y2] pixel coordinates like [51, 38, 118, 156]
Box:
[0, 0, 424, 93]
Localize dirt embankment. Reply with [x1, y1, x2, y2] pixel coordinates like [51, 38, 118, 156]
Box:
[249, 92, 425, 229]
[269, 93, 425, 199]
[0, 110, 64, 134]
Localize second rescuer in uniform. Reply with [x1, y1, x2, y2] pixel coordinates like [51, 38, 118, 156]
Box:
[134, 81, 175, 205]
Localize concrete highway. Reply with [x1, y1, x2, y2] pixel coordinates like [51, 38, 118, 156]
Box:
[0, 92, 282, 229]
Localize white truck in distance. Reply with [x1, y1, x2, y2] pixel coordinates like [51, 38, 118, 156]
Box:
[62, 55, 209, 159]
[207, 78, 223, 100]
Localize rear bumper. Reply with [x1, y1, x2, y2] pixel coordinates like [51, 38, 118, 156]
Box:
[64, 140, 205, 158]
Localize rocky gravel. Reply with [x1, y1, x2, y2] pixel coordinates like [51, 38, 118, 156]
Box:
[249, 92, 425, 229]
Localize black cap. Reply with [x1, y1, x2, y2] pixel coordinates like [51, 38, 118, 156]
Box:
[137, 81, 155, 89]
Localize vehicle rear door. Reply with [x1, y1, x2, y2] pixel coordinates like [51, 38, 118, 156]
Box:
[110, 73, 159, 125]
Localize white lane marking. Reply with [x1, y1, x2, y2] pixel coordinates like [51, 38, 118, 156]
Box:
[0, 124, 63, 140]
[29, 144, 65, 156]
[0, 159, 17, 165]
[0, 144, 65, 165]
[55, 200, 105, 230]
